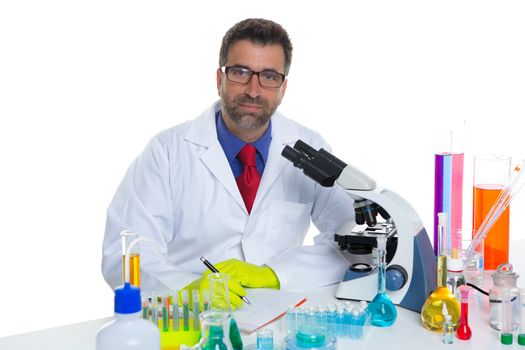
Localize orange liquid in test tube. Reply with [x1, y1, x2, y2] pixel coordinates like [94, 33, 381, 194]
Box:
[472, 185, 510, 270]
[122, 253, 141, 287]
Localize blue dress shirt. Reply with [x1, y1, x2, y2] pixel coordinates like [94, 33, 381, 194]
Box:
[216, 111, 272, 178]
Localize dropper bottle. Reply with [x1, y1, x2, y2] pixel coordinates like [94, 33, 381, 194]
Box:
[96, 235, 160, 350]
[421, 213, 461, 331]
[368, 234, 397, 327]
[442, 304, 454, 344]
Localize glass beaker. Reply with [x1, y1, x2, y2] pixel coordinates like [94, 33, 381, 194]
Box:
[208, 273, 243, 350]
[489, 263, 520, 331]
[461, 234, 484, 286]
[120, 230, 141, 287]
[209, 273, 233, 312]
[472, 155, 511, 271]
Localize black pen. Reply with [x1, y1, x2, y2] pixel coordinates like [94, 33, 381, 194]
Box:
[200, 256, 251, 305]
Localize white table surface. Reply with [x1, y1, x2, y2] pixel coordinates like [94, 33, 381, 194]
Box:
[0, 275, 519, 350]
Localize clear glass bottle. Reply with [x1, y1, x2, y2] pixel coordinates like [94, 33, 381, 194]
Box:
[446, 256, 466, 300]
[208, 273, 243, 350]
[368, 235, 397, 327]
[489, 263, 520, 331]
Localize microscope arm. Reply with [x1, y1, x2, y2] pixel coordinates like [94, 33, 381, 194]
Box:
[281, 140, 390, 226]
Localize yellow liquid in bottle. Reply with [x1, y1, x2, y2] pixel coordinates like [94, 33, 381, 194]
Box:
[121, 253, 141, 287]
[421, 256, 461, 331]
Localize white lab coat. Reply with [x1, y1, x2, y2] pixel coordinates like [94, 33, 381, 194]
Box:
[102, 101, 355, 292]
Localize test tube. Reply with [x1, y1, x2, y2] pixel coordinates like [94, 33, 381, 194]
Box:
[172, 290, 180, 331]
[151, 293, 159, 327]
[182, 290, 190, 331]
[120, 230, 140, 287]
[141, 292, 149, 320]
[501, 289, 513, 345]
[518, 289, 525, 346]
[162, 294, 169, 332]
[202, 289, 210, 311]
[192, 289, 200, 331]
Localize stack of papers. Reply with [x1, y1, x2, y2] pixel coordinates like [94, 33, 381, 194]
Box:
[232, 288, 307, 334]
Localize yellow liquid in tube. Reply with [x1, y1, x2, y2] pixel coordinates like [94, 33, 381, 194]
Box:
[122, 253, 141, 287]
[421, 256, 460, 331]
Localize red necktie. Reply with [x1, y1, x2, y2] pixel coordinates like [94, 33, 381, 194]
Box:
[236, 144, 261, 214]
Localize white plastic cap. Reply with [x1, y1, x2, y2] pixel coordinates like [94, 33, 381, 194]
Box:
[447, 257, 463, 272]
[438, 212, 448, 226]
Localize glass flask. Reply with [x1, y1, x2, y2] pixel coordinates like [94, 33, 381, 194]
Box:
[456, 287, 472, 340]
[208, 273, 243, 350]
[421, 255, 461, 331]
[368, 235, 397, 327]
[489, 263, 520, 331]
[182, 310, 234, 350]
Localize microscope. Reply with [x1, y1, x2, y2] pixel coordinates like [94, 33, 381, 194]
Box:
[282, 140, 436, 312]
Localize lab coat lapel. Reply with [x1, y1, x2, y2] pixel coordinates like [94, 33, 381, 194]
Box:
[184, 102, 246, 212]
[251, 113, 299, 213]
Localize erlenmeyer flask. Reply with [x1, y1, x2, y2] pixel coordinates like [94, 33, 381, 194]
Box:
[181, 311, 234, 350]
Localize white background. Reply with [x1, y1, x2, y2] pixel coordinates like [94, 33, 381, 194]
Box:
[1, 0, 524, 338]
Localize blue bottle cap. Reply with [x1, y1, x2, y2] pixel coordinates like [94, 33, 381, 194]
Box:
[114, 282, 141, 314]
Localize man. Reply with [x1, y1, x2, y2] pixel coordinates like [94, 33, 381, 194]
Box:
[102, 18, 355, 308]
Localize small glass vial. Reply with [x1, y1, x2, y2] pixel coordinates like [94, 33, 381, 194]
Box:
[256, 329, 273, 350]
[285, 305, 297, 334]
[441, 304, 454, 344]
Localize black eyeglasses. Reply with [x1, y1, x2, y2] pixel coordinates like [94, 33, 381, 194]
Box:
[222, 66, 286, 88]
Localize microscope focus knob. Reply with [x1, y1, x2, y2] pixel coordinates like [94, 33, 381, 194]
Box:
[386, 265, 408, 291]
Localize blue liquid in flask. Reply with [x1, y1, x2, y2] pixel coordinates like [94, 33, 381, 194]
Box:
[368, 235, 397, 327]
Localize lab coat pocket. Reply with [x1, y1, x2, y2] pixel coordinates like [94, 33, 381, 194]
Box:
[264, 200, 313, 258]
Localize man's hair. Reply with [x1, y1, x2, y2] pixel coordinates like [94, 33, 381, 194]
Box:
[219, 18, 293, 75]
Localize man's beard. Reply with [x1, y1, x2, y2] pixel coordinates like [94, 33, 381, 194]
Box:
[221, 93, 280, 130]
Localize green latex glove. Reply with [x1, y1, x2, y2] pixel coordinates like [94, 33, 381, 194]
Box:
[182, 270, 246, 310]
[214, 259, 280, 289]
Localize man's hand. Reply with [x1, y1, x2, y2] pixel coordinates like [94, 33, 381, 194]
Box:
[214, 259, 280, 289]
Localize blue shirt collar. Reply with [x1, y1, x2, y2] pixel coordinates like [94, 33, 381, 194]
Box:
[216, 110, 272, 166]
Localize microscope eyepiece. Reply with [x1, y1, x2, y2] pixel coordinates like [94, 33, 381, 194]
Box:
[281, 140, 348, 187]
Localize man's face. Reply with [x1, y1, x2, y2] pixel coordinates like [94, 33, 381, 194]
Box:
[217, 40, 287, 131]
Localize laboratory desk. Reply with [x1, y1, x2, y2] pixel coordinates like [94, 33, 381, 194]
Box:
[0, 274, 518, 350]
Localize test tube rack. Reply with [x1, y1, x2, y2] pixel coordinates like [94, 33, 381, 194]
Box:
[142, 293, 201, 350]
